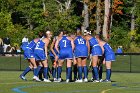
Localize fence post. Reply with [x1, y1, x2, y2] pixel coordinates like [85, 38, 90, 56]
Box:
[130, 55, 132, 73]
[20, 53, 22, 71]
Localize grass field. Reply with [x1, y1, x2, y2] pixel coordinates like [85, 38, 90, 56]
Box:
[0, 71, 140, 93]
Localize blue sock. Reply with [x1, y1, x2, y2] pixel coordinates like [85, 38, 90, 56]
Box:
[43, 67, 48, 79]
[78, 66, 82, 80]
[21, 67, 31, 76]
[52, 68, 56, 78]
[99, 66, 103, 79]
[93, 67, 99, 80]
[35, 66, 42, 76]
[57, 66, 62, 78]
[67, 67, 72, 80]
[106, 69, 111, 80]
[83, 66, 88, 79]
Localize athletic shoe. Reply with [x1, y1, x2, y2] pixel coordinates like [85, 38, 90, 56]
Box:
[33, 76, 41, 82]
[93, 80, 100, 83]
[102, 79, 111, 83]
[66, 79, 70, 83]
[54, 78, 62, 82]
[99, 79, 103, 82]
[43, 78, 51, 82]
[83, 78, 88, 82]
[75, 79, 83, 83]
[20, 75, 27, 81]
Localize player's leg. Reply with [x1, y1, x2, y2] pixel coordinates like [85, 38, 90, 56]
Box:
[33, 61, 42, 82]
[57, 60, 64, 82]
[104, 61, 112, 82]
[82, 57, 88, 82]
[75, 58, 83, 82]
[50, 56, 57, 81]
[29, 58, 38, 78]
[73, 58, 77, 81]
[66, 59, 72, 82]
[20, 60, 33, 81]
[42, 59, 51, 82]
[92, 56, 100, 82]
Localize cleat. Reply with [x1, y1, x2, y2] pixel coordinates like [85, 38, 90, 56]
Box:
[93, 80, 100, 83]
[102, 79, 111, 83]
[54, 78, 62, 82]
[83, 78, 88, 82]
[20, 75, 27, 81]
[66, 79, 70, 83]
[99, 79, 103, 82]
[33, 76, 41, 82]
[43, 78, 51, 82]
[75, 79, 83, 83]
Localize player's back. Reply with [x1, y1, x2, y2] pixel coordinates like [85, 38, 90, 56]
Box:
[59, 36, 71, 49]
[74, 36, 86, 46]
[103, 43, 114, 54]
[89, 37, 99, 47]
[27, 40, 36, 50]
[35, 39, 45, 50]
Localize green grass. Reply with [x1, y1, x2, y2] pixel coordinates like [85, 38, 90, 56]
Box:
[0, 71, 140, 93]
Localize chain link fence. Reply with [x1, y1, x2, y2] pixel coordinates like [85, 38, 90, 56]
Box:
[0, 53, 140, 72]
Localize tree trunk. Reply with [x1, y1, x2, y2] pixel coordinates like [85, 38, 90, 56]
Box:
[83, 2, 89, 29]
[42, 0, 46, 12]
[102, 0, 111, 41]
[131, 3, 136, 31]
[96, 0, 102, 34]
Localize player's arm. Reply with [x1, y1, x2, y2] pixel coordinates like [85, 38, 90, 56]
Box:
[70, 37, 75, 52]
[50, 38, 57, 56]
[45, 39, 50, 58]
[55, 38, 60, 54]
[86, 40, 90, 55]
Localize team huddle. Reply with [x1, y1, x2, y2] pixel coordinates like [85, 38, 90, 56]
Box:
[20, 28, 115, 83]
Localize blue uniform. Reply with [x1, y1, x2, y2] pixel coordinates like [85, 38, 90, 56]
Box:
[21, 42, 28, 51]
[24, 40, 36, 59]
[103, 43, 115, 61]
[34, 39, 46, 61]
[74, 36, 88, 58]
[89, 37, 102, 56]
[58, 36, 73, 60]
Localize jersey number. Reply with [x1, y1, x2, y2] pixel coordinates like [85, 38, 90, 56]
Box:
[35, 42, 40, 48]
[62, 40, 67, 47]
[77, 39, 84, 44]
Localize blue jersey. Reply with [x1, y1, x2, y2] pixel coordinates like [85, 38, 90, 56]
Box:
[59, 36, 72, 49]
[103, 43, 114, 55]
[74, 36, 88, 58]
[74, 36, 86, 46]
[89, 37, 102, 56]
[34, 39, 46, 61]
[103, 43, 115, 61]
[27, 40, 36, 50]
[58, 36, 73, 60]
[21, 42, 28, 51]
[35, 39, 45, 50]
[89, 37, 98, 47]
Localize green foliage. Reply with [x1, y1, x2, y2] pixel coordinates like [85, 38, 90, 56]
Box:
[109, 26, 130, 52]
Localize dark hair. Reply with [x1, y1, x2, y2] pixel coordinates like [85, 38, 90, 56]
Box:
[63, 30, 68, 35]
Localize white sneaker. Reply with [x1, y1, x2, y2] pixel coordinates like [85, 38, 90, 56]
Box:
[99, 79, 103, 82]
[93, 80, 100, 83]
[54, 78, 62, 82]
[33, 76, 41, 82]
[43, 78, 51, 82]
[75, 79, 83, 83]
[66, 79, 69, 83]
[84, 78, 88, 82]
[54, 78, 57, 81]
